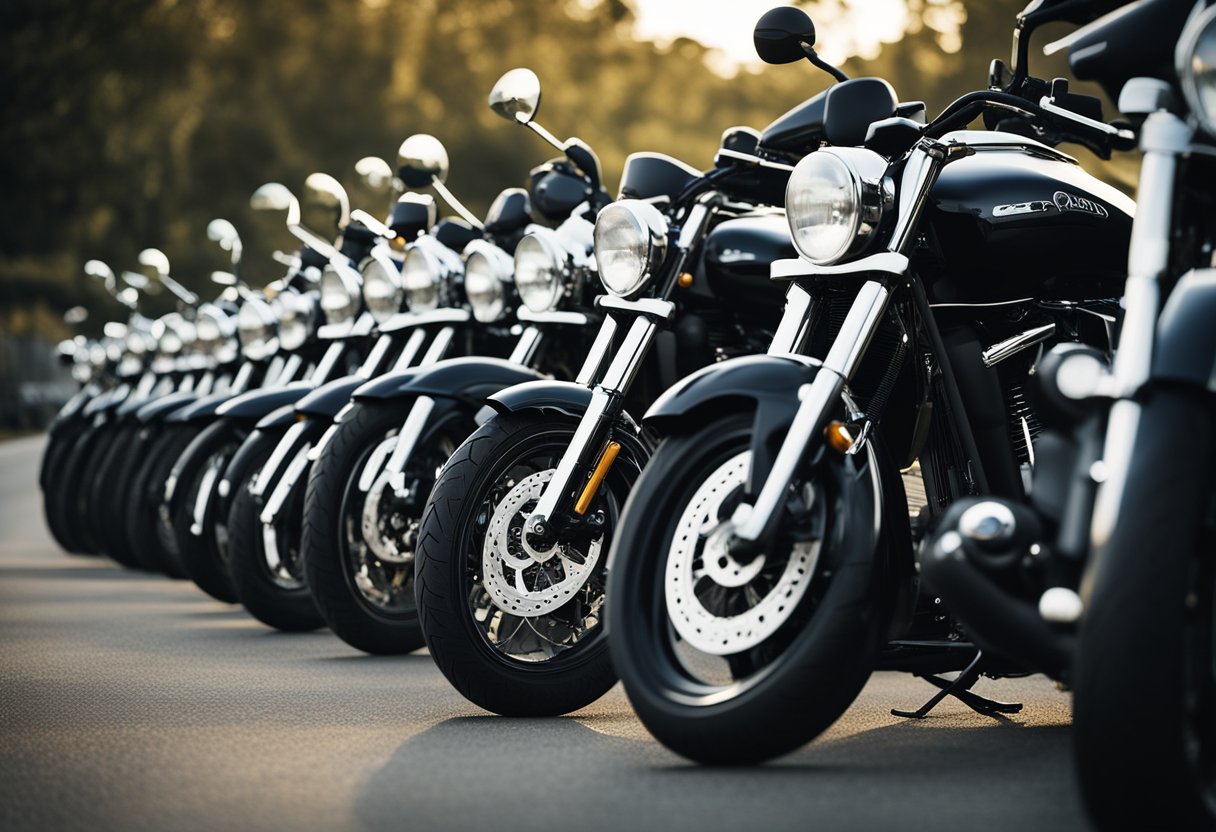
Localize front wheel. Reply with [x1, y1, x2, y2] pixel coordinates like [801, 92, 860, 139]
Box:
[226, 425, 325, 632]
[1073, 389, 1216, 830]
[606, 413, 894, 765]
[302, 400, 476, 654]
[414, 412, 642, 716]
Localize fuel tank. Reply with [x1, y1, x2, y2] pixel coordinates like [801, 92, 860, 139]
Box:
[922, 132, 1134, 304]
[701, 213, 794, 322]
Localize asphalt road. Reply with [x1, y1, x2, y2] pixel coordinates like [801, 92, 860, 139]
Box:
[1, 435, 1091, 832]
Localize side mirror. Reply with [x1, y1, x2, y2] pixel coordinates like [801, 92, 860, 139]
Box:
[488, 68, 542, 124]
[84, 259, 117, 294]
[302, 172, 351, 231]
[753, 6, 815, 64]
[64, 306, 88, 325]
[355, 156, 395, 194]
[396, 134, 450, 188]
[207, 218, 243, 267]
[211, 271, 238, 286]
[138, 247, 171, 277]
[120, 271, 152, 290]
[250, 182, 301, 226]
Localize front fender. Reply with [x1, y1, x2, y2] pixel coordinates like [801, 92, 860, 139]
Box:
[165, 389, 237, 424]
[294, 374, 367, 420]
[214, 381, 314, 422]
[135, 390, 199, 425]
[645, 354, 824, 496]
[354, 357, 545, 406]
[486, 379, 595, 420]
[83, 385, 128, 418]
[255, 403, 299, 431]
[1153, 267, 1216, 392]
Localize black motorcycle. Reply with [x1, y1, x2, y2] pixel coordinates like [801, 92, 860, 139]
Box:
[412, 68, 802, 715]
[915, 0, 1213, 827]
[604, 3, 1136, 764]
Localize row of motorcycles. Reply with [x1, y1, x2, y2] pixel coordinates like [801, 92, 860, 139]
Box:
[39, 0, 1214, 827]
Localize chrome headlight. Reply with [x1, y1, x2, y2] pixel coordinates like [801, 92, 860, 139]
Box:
[361, 250, 404, 324]
[319, 264, 361, 326]
[277, 290, 314, 351]
[786, 149, 888, 265]
[238, 297, 277, 360]
[593, 200, 668, 297]
[514, 230, 564, 313]
[401, 246, 441, 312]
[1179, 4, 1216, 137]
[125, 331, 150, 356]
[464, 240, 513, 323]
[153, 314, 183, 355]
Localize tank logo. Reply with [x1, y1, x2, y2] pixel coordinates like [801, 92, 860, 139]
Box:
[993, 201, 1051, 218]
[717, 248, 757, 264]
[1053, 190, 1108, 218]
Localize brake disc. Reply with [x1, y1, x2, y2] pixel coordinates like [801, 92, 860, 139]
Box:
[482, 469, 602, 618]
[665, 451, 820, 656]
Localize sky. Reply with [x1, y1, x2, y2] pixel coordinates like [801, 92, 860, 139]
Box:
[628, 0, 938, 75]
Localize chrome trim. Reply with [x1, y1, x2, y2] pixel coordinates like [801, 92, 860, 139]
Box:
[596, 295, 676, 319]
[383, 396, 437, 493]
[677, 203, 713, 250]
[888, 143, 941, 254]
[770, 251, 909, 280]
[733, 280, 891, 544]
[508, 326, 543, 366]
[252, 421, 308, 499]
[524, 387, 614, 534]
[1039, 95, 1135, 143]
[380, 308, 471, 333]
[263, 356, 286, 386]
[714, 147, 797, 172]
[309, 343, 345, 384]
[575, 316, 618, 386]
[982, 323, 1056, 367]
[767, 285, 816, 357]
[516, 308, 589, 325]
[356, 334, 394, 380]
[390, 329, 428, 372]
[419, 326, 454, 365]
[599, 316, 657, 393]
[259, 443, 312, 525]
[277, 354, 305, 384]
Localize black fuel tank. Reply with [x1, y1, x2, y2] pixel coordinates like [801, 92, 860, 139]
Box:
[922, 133, 1134, 304]
[702, 214, 794, 319]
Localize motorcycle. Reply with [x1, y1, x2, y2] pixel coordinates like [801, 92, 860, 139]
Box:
[411, 67, 801, 715]
[914, 0, 1213, 827]
[603, 3, 1136, 764]
[298, 111, 611, 653]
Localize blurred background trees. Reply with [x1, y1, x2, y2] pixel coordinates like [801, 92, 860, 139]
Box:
[0, 0, 1131, 340]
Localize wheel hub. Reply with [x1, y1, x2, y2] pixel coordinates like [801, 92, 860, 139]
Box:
[360, 438, 413, 565]
[482, 469, 602, 617]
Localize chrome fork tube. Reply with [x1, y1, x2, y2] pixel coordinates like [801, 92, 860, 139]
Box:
[732, 280, 891, 545]
[390, 329, 429, 372]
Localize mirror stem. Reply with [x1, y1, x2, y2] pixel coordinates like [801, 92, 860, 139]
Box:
[430, 178, 485, 230]
[801, 45, 848, 83]
[287, 223, 347, 266]
[159, 274, 199, 307]
[525, 120, 568, 153]
[350, 208, 396, 240]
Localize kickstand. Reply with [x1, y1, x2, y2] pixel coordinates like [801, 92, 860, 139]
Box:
[891, 651, 1023, 719]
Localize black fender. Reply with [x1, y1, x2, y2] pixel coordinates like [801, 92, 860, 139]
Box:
[255, 403, 299, 431]
[293, 374, 367, 421]
[354, 357, 546, 407]
[83, 385, 127, 419]
[49, 385, 98, 434]
[485, 379, 595, 420]
[214, 381, 314, 422]
[1153, 267, 1216, 392]
[644, 353, 823, 495]
[135, 391, 200, 425]
[168, 389, 246, 424]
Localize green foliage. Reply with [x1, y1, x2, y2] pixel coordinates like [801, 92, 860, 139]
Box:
[0, 0, 1133, 329]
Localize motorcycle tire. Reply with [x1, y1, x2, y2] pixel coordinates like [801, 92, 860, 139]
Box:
[606, 413, 894, 765]
[42, 422, 91, 554]
[303, 400, 474, 654]
[414, 411, 640, 716]
[171, 419, 246, 603]
[227, 425, 325, 632]
[1073, 388, 1216, 830]
[86, 423, 145, 567]
[49, 420, 107, 555]
[123, 423, 203, 577]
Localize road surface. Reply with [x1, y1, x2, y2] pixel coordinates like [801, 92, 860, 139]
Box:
[0, 435, 1090, 831]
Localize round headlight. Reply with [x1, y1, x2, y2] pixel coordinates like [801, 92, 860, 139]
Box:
[125, 331, 148, 356]
[319, 264, 361, 326]
[594, 200, 668, 297]
[361, 251, 404, 323]
[238, 298, 275, 360]
[786, 152, 862, 265]
[514, 232, 564, 313]
[277, 290, 313, 351]
[464, 241, 513, 323]
[401, 246, 440, 312]
[155, 315, 183, 355]
[1180, 4, 1216, 137]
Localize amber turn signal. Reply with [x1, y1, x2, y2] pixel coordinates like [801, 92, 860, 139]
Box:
[824, 421, 854, 454]
[574, 440, 621, 515]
